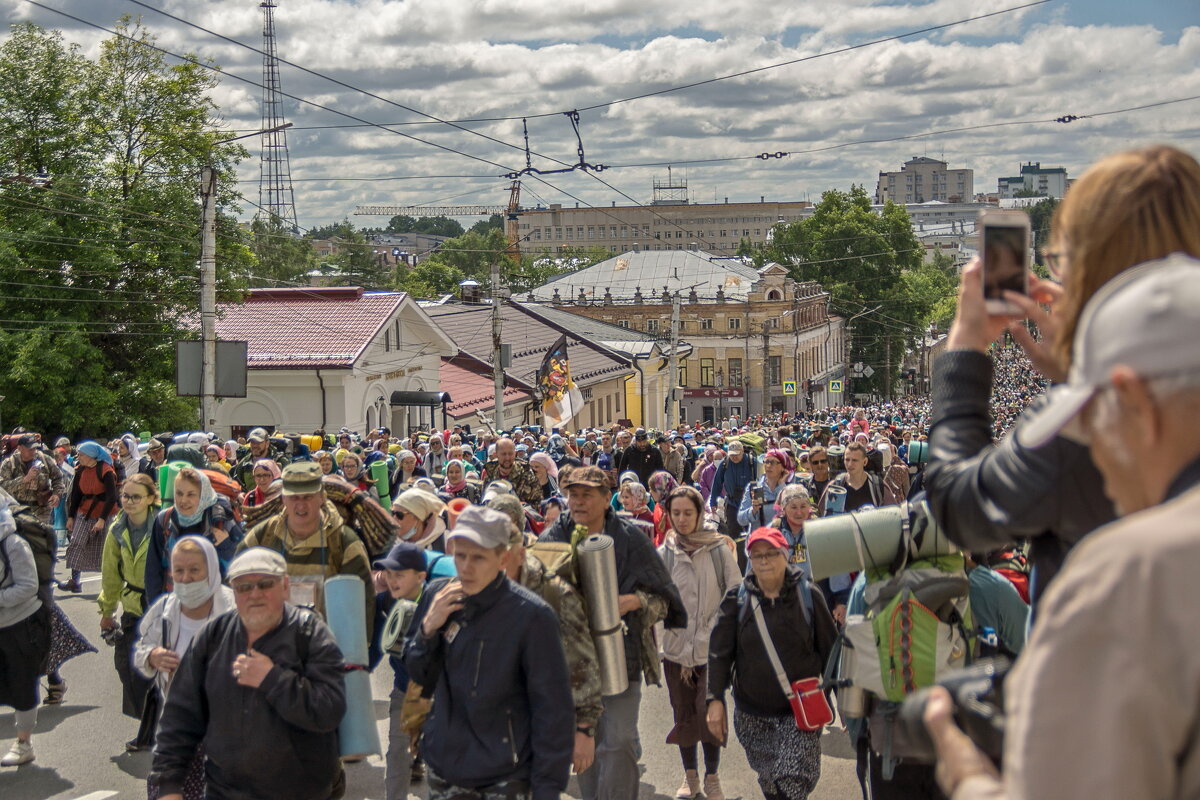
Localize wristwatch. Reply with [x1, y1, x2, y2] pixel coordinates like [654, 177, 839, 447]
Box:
[576, 725, 595, 738]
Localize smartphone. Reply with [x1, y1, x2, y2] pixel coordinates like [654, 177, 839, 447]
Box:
[978, 209, 1031, 314]
[751, 486, 765, 503]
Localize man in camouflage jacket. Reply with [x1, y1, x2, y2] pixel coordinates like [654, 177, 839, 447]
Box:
[0, 434, 66, 525]
[481, 437, 542, 506]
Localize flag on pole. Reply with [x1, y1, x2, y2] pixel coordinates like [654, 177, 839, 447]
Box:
[538, 334, 585, 429]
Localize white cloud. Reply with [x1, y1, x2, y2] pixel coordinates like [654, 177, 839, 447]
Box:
[2, 0, 1197, 227]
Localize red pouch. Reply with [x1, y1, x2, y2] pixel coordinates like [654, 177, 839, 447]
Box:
[788, 677, 834, 731]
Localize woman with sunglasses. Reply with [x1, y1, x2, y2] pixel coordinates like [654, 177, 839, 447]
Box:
[97, 472, 161, 751]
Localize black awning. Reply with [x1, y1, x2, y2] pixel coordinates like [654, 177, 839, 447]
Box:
[389, 390, 451, 406]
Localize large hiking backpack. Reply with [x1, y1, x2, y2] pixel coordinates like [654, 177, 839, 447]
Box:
[841, 553, 974, 703]
[201, 468, 244, 523]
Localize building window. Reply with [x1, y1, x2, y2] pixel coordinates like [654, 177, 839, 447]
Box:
[700, 358, 714, 387]
[728, 357, 742, 387]
[555, 228, 563, 239]
[577, 227, 584, 238]
[617, 319, 630, 329]
[610, 226, 617, 238]
[620, 226, 628, 238]
[679, 361, 687, 386]
[767, 355, 782, 386]
[646, 319, 658, 333]
[384, 330, 391, 351]
[565, 227, 573, 240]
[700, 318, 713, 330]
[728, 317, 741, 330]
[587, 226, 594, 239]
[532, 229, 541, 240]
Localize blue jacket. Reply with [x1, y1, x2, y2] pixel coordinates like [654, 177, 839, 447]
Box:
[708, 455, 756, 508]
[404, 573, 573, 800]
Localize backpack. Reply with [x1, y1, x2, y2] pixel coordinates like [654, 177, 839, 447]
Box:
[200, 468, 244, 523]
[660, 541, 731, 597]
[5, 508, 56, 585]
[254, 519, 346, 574]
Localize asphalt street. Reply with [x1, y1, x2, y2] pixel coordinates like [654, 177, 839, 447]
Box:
[0, 575, 861, 800]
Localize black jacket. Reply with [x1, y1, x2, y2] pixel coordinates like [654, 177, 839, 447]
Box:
[926, 350, 1116, 606]
[621, 443, 664, 486]
[540, 509, 687, 681]
[152, 605, 346, 800]
[707, 565, 837, 717]
[404, 574, 573, 800]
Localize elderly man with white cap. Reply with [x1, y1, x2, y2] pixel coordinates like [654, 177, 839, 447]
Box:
[404, 505, 574, 800]
[926, 254, 1200, 800]
[151, 546, 346, 800]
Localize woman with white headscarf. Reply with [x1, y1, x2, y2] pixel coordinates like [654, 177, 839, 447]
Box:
[135, 535, 233, 795]
[61, 441, 120, 592]
[144, 468, 242, 606]
[118, 434, 142, 483]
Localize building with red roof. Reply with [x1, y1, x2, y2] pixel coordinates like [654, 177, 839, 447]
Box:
[210, 286, 457, 438]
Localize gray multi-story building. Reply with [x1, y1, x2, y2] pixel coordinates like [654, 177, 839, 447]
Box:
[875, 156, 974, 204]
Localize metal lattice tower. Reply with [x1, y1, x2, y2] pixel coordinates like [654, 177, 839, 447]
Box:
[258, 0, 298, 231]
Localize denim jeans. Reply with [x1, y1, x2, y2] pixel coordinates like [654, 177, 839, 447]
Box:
[578, 680, 643, 800]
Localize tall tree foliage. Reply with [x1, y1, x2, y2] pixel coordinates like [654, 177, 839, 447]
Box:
[762, 186, 953, 397]
[0, 20, 251, 437]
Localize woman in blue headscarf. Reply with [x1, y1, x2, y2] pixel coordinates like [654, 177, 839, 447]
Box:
[60, 441, 119, 592]
[143, 467, 241, 606]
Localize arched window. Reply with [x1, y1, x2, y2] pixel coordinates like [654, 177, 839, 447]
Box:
[766, 289, 782, 301]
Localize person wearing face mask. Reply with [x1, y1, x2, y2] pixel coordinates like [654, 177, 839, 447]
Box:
[144, 469, 243, 606]
[134, 536, 234, 782]
[97, 473, 162, 751]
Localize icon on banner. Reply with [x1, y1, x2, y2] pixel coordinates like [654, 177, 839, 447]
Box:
[782, 380, 797, 395]
[830, 379, 843, 393]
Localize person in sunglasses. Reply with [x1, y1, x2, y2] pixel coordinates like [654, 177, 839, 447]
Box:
[151, 547, 346, 800]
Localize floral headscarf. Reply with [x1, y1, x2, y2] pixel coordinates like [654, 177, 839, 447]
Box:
[529, 451, 559, 480]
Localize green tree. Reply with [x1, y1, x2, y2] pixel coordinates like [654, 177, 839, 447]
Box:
[248, 216, 319, 285]
[1028, 197, 1059, 270]
[0, 20, 251, 436]
[414, 216, 465, 237]
[422, 228, 510, 281]
[467, 214, 503, 236]
[396, 260, 466, 299]
[763, 186, 946, 397]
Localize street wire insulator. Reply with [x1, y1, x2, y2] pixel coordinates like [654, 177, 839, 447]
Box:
[757, 152, 789, 160]
[1055, 115, 1079, 124]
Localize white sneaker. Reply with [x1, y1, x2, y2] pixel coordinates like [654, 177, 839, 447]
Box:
[0, 740, 33, 767]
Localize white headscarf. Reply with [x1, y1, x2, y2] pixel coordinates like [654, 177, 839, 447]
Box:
[173, 535, 222, 605]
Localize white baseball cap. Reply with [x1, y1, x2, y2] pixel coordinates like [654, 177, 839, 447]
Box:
[1020, 253, 1200, 448]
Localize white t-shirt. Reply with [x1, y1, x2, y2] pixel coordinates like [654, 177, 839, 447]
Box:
[173, 612, 208, 655]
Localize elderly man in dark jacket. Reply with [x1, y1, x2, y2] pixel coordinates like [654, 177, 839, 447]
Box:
[540, 466, 687, 800]
[151, 547, 345, 800]
[405, 505, 573, 800]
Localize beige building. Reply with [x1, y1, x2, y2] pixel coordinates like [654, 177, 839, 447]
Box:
[875, 156, 974, 204]
[528, 250, 845, 422]
[517, 199, 813, 256]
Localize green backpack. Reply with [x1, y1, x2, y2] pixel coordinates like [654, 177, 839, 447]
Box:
[842, 552, 974, 702]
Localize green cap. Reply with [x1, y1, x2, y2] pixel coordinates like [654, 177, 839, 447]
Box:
[281, 461, 323, 495]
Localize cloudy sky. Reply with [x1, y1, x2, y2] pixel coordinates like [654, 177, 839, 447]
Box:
[5, 0, 1198, 229]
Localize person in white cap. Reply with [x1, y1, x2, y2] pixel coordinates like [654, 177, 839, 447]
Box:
[404, 505, 574, 800]
[926, 254, 1200, 800]
[151, 546, 346, 800]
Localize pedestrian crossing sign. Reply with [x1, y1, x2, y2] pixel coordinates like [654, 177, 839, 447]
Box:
[782, 380, 797, 395]
[830, 379, 843, 393]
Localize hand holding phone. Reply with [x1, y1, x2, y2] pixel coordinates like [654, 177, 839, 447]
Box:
[978, 209, 1031, 315]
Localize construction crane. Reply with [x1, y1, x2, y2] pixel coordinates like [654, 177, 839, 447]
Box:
[354, 180, 524, 265]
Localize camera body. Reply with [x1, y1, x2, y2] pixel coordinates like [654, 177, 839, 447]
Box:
[880, 657, 1010, 765]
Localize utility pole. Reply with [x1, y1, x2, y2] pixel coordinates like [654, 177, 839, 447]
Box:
[667, 291, 681, 429]
[844, 305, 882, 405]
[884, 336, 892, 400]
[199, 166, 218, 431]
[491, 260, 505, 432]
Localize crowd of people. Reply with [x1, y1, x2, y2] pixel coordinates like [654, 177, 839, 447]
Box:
[1, 142, 1197, 800]
[0, 382, 1035, 800]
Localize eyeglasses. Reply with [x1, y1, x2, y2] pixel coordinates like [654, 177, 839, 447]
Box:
[231, 577, 280, 594]
[810, 459, 828, 465]
[252, 472, 273, 479]
[763, 459, 782, 465]
[1041, 248, 1067, 278]
[120, 493, 148, 502]
[749, 551, 785, 564]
